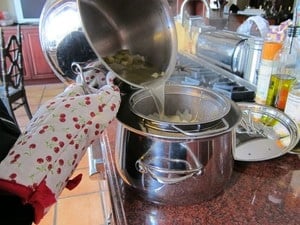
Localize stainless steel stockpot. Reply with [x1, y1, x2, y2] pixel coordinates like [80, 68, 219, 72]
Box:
[115, 85, 242, 205]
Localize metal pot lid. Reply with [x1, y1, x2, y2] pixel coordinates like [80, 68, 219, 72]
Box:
[234, 103, 300, 162]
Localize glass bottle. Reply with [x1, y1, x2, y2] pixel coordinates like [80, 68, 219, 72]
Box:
[265, 26, 300, 110]
[284, 83, 300, 131]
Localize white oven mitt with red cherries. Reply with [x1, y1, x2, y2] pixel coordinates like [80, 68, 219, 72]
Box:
[0, 67, 120, 224]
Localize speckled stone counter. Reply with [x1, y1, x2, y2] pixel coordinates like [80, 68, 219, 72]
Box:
[102, 121, 300, 225]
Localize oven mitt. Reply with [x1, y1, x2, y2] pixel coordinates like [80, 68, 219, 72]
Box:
[0, 75, 120, 224]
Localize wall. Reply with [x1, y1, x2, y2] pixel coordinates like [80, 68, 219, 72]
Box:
[0, 0, 16, 21]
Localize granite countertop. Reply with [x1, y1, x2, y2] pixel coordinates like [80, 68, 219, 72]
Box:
[102, 121, 300, 225]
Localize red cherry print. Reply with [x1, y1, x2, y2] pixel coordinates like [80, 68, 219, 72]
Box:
[9, 173, 17, 179]
[95, 130, 100, 136]
[85, 96, 90, 100]
[87, 120, 92, 125]
[75, 124, 81, 129]
[85, 100, 91, 105]
[32, 183, 38, 189]
[46, 155, 52, 162]
[43, 125, 49, 130]
[48, 164, 53, 170]
[9, 151, 15, 156]
[52, 137, 58, 142]
[73, 117, 79, 122]
[65, 103, 71, 108]
[57, 168, 62, 174]
[66, 133, 72, 139]
[29, 143, 36, 149]
[75, 143, 79, 150]
[111, 103, 117, 111]
[84, 128, 88, 134]
[59, 118, 66, 122]
[60, 113, 66, 118]
[58, 159, 64, 166]
[74, 154, 78, 159]
[90, 112, 96, 117]
[69, 140, 75, 145]
[37, 158, 44, 164]
[54, 147, 60, 153]
[14, 154, 20, 160]
[98, 104, 106, 112]
[59, 141, 65, 148]
[39, 129, 45, 134]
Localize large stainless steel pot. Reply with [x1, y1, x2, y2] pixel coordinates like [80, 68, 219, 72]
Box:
[115, 85, 242, 205]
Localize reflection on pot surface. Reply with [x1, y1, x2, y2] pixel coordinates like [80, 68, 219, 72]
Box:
[40, 0, 97, 83]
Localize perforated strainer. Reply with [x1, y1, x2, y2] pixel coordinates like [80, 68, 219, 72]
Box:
[129, 85, 231, 135]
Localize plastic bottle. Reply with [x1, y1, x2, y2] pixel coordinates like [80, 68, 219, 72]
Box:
[276, 26, 300, 78]
[294, 0, 300, 26]
[255, 40, 282, 105]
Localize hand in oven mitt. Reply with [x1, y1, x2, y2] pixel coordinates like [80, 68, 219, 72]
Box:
[0, 67, 120, 224]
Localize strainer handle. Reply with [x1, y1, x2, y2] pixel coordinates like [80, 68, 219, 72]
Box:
[171, 118, 229, 137]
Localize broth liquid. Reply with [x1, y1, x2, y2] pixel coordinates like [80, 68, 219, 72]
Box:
[145, 79, 167, 119]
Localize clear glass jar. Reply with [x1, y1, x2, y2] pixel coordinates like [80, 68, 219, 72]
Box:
[284, 84, 300, 130]
[276, 26, 300, 79]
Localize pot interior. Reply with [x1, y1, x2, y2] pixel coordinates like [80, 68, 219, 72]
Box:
[130, 85, 231, 125]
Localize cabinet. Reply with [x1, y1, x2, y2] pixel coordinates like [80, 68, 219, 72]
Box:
[2, 25, 60, 85]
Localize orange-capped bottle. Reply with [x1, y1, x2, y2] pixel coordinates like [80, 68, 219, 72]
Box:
[255, 40, 283, 105]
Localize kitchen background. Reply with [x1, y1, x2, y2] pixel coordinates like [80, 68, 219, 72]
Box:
[0, 1, 297, 24]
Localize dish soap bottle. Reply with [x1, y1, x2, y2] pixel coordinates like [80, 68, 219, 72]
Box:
[255, 40, 282, 105]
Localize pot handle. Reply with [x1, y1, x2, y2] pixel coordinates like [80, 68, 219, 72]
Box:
[136, 145, 203, 185]
[171, 118, 229, 137]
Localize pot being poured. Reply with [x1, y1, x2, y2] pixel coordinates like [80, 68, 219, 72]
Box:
[115, 84, 241, 205]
